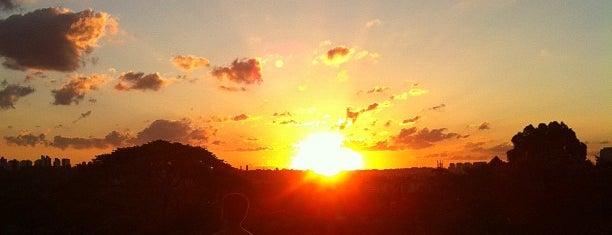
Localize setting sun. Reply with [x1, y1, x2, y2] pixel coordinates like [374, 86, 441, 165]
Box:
[289, 132, 364, 176]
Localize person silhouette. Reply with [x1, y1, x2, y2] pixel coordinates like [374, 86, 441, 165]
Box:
[213, 193, 254, 235]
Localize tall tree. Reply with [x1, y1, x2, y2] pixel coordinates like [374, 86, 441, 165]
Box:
[507, 121, 587, 167]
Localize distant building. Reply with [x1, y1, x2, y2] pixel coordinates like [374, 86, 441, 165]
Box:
[35, 155, 52, 167]
[600, 147, 612, 163]
[61, 158, 71, 167]
[0, 157, 7, 170]
[448, 161, 487, 174]
[53, 158, 61, 167]
[8, 159, 20, 171]
[19, 160, 33, 168]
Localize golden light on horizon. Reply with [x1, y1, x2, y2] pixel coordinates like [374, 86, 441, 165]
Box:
[289, 132, 364, 176]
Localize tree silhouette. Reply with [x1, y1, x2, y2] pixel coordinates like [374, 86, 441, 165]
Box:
[507, 121, 587, 167]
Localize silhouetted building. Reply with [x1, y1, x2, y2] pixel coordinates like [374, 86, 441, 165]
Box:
[0, 157, 7, 170]
[448, 161, 487, 174]
[61, 158, 71, 167]
[35, 155, 52, 167]
[600, 147, 612, 163]
[20, 160, 33, 168]
[53, 158, 61, 167]
[8, 159, 19, 171]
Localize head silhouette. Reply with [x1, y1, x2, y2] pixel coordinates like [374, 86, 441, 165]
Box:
[222, 193, 250, 226]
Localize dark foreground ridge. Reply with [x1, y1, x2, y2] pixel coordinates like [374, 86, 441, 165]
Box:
[1, 122, 612, 234]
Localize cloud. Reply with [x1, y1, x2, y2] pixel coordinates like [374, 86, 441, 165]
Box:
[4, 119, 212, 150]
[367, 86, 388, 94]
[4, 133, 47, 147]
[365, 19, 382, 29]
[0, 0, 18, 11]
[115, 72, 167, 91]
[72, 110, 92, 123]
[273, 112, 292, 117]
[370, 127, 467, 150]
[429, 103, 446, 111]
[234, 146, 269, 152]
[218, 85, 247, 92]
[478, 122, 491, 130]
[170, 55, 209, 71]
[464, 141, 512, 156]
[135, 119, 208, 145]
[393, 127, 467, 149]
[232, 114, 249, 121]
[408, 88, 429, 96]
[0, 83, 35, 109]
[211, 58, 262, 84]
[402, 116, 421, 124]
[323, 46, 353, 66]
[0, 8, 117, 71]
[51, 132, 130, 150]
[52, 74, 106, 105]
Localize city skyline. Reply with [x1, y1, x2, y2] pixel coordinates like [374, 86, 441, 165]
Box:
[1, 0, 610, 169]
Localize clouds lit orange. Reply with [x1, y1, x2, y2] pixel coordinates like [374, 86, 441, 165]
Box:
[0, 0, 609, 170]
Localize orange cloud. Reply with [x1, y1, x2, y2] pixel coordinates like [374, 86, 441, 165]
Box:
[0, 8, 117, 71]
[171, 55, 209, 71]
[52, 73, 107, 105]
[211, 58, 262, 84]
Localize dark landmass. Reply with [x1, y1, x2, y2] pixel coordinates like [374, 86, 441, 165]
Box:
[1, 122, 612, 234]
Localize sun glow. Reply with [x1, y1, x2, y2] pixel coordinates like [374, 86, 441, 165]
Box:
[289, 132, 364, 176]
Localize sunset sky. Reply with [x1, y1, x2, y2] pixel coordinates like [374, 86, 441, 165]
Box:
[1, 0, 610, 169]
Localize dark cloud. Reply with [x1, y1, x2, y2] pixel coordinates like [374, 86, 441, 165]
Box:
[402, 116, 421, 124]
[4, 119, 211, 150]
[115, 72, 167, 91]
[0, 8, 117, 71]
[339, 103, 381, 129]
[276, 120, 298, 125]
[171, 55, 209, 71]
[232, 114, 249, 121]
[50, 130, 131, 150]
[366, 103, 379, 111]
[0, 0, 18, 11]
[273, 112, 292, 117]
[234, 146, 269, 152]
[135, 119, 208, 145]
[211, 58, 262, 84]
[52, 74, 105, 105]
[367, 86, 388, 94]
[4, 133, 47, 147]
[478, 122, 491, 130]
[72, 110, 92, 123]
[429, 104, 446, 111]
[371, 127, 468, 150]
[218, 85, 247, 92]
[327, 46, 351, 60]
[600, 140, 610, 145]
[0, 83, 35, 109]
